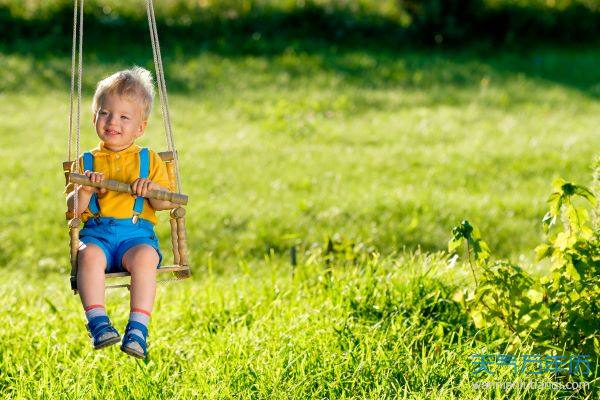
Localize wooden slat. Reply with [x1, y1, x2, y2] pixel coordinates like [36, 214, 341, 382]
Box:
[105, 265, 190, 290]
[106, 277, 188, 290]
[69, 173, 188, 205]
[63, 161, 75, 186]
[166, 161, 177, 192]
[104, 264, 190, 278]
[158, 151, 176, 162]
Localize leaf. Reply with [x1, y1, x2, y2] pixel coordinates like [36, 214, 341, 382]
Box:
[526, 289, 544, 303]
[551, 271, 561, 290]
[565, 262, 581, 281]
[546, 192, 560, 213]
[554, 232, 573, 251]
[566, 206, 589, 230]
[568, 290, 580, 301]
[44, 298, 58, 314]
[452, 288, 466, 305]
[561, 182, 576, 196]
[580, 226, 594, 238]
[542, 211, 556, 232]
[534, 243, 551, 261]
[473, 287, 493, 304]
[551, 177, 566, 192]
[470, 310, 485, 329]
[451, 220, 474, 241]
[574, 185, 596, 205]
[552, 197, 563, 217]
[448, 237, 463, 253]
[475, 239, 491, 263]
[540, 341, 566, 352]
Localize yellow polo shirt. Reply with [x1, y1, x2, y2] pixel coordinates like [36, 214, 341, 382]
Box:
[66, 142, 171, 225]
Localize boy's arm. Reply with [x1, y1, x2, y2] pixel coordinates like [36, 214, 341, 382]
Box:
[143, 150, 178, 211]
[66, 169, 107, 216]
[65, 158, 96, 217]
[130, 179, 178, 210]
[148, 191, 179, 211]
[66, 189, 93, 216]
[148, 183, 178, 210]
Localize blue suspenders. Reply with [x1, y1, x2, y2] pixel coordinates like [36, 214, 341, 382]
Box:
[82, 148, 150, 223]
[132, 148, 150, 223]
[82, 152, 101, 217]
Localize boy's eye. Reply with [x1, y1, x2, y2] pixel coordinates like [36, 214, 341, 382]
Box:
[99, 111, 108, 115]
[121, 116, 129, 120]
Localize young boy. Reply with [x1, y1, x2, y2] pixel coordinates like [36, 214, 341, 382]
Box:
[66, 67, 176, 359]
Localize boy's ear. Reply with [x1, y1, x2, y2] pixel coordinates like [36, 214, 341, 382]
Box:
[136, 120, 148, 137]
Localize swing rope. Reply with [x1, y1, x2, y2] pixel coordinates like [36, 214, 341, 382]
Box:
[68, 0, 85, 218]
[68, 0, 77, 162]
[145, 0, 183, 194]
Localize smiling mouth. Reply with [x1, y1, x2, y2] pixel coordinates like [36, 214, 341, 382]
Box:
[105, 129, 121, 136]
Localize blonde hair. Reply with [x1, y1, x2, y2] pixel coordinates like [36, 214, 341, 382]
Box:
[92, 67, 154, 120]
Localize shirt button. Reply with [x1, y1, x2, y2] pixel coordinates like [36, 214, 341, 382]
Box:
[116, 167, 120, 171]
[116, 155, 120, 159]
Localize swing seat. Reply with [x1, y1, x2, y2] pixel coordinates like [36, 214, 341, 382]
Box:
[71, 265, 192, 291]
[64, 150, 191, 293]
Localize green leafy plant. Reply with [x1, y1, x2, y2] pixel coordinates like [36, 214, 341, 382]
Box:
[450, 220, 541, 341]
[534, 178, 600, 355]
[450, 166, 600, 357]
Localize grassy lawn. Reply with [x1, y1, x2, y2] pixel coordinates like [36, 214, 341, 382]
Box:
[3, 254, 594, 399]
[0, 40, 598, 398]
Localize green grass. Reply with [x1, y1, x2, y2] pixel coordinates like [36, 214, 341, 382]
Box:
[2, 254, 596, 398]
[1, 45, 598, 265]
[0, 41, 598, 398]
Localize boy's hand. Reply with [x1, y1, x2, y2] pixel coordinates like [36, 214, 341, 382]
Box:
[130, 178, 158, 198]
[79, 170, 107, 194]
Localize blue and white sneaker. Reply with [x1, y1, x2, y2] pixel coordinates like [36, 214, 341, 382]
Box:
[120, 321, 149, 359]
[86, 315, 121, 349]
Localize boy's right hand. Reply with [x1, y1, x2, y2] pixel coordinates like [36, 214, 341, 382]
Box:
[79, 170, 107, 194]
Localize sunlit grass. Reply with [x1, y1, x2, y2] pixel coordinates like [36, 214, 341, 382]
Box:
[0, 43, 598, 398]
[0, 46, 598, 269]
[2, 252, 594, 398]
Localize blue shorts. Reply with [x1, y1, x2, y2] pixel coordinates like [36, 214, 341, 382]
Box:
[79, 217, 163, 273]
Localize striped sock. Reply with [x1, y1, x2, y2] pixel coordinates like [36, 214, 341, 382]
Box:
[128, 308, 151, 340]
[84, 304, 107, 322]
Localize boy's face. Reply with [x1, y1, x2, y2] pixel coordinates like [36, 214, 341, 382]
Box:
[93, 93, 147, 152]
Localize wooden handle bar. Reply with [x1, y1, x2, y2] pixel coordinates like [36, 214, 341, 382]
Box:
[69, 173, 188, 205]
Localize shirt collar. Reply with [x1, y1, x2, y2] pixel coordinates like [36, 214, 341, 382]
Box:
[95, 142, 140, 156]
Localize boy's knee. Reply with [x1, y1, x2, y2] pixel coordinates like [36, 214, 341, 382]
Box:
[123, 245, 159, 270]
[78, 243, 107, 268]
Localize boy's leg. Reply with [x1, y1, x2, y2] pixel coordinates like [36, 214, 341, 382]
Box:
[77, 243, 106, 308]
[122, 244, 159, 312]
[121, 244, 159, 358]
[77, 243, 120, 348]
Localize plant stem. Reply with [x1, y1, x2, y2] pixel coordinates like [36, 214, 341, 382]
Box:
[466, 241, 478, 287]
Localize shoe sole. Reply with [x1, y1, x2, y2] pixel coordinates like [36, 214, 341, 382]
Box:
[120, 345, 146, 359]
[94, 335, 121, 350]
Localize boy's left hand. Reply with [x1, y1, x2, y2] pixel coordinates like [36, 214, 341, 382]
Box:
[130, 178, 158, 198]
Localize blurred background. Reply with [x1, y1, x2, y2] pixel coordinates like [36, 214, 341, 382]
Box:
[0, 0, 598, 269]
[3, 0, 600, 47]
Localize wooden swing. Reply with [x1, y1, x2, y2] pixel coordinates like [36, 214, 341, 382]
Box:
[63, 0, 191, 293]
